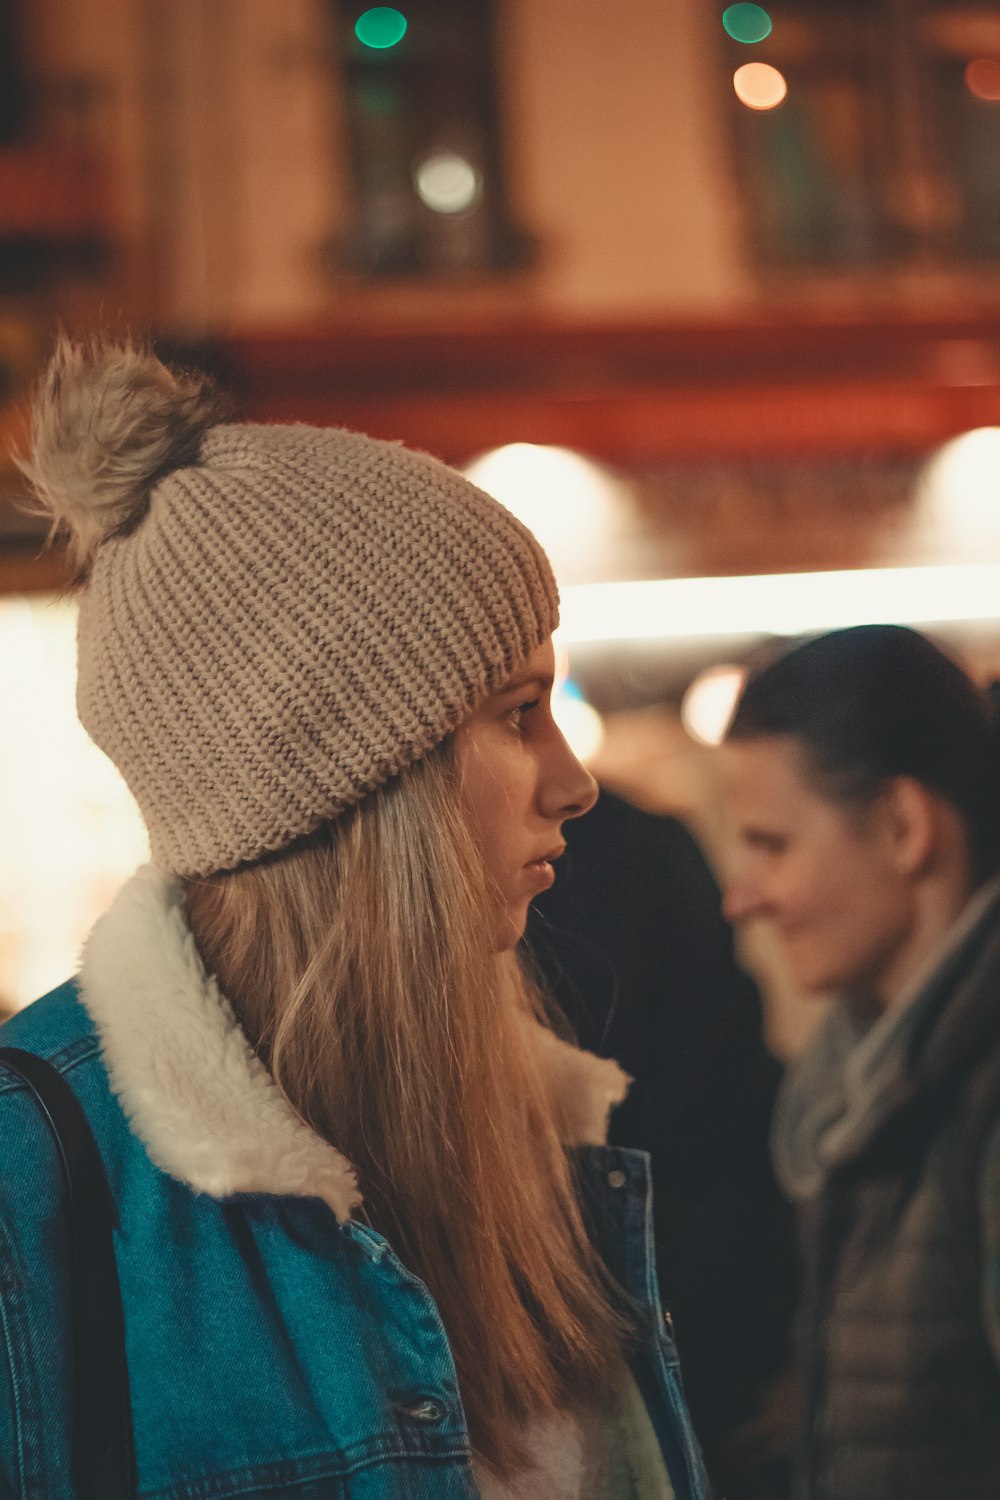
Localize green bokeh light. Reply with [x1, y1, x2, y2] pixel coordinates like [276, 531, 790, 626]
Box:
[355, 7, 408, 50]
[722, 4, 773, 44]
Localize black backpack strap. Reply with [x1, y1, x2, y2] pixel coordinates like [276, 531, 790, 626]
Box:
[0, 1047, 137, 1500]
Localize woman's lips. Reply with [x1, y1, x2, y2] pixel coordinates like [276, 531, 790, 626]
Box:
[523, 857, 558, 891]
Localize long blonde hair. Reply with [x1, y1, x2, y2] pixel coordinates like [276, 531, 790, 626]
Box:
[184, 739, 632, 1476]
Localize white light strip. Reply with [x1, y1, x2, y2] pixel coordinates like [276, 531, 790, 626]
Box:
[559, 564, 1000, 644]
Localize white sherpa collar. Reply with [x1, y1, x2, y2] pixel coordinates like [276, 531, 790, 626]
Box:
[79, 866, 629, 1223]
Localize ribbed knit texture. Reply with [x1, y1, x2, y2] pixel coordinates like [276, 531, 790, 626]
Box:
[76, 422, 558, 876]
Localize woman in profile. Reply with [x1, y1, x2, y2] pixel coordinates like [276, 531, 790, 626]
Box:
[720, 624, 1000, 1500]
[0, 339, 708, 1499]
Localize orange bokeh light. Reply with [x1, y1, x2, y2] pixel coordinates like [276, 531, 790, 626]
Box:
[733, 61, 788, 111]
[965, 58, 1000, 103]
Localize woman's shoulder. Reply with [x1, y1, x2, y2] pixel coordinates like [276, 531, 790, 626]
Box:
[0, 977, 97, 1061]
[0, 981, 112, 1189]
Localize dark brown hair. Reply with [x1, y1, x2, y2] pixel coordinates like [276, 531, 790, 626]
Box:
[727, 625, 1000, 880]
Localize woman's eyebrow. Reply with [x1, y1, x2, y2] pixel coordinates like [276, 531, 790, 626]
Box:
[497, 673, 553, 698]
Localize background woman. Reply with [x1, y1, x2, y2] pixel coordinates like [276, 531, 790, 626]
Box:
[720, 624, 1000, 1500]
[0, 339, 709, 1500]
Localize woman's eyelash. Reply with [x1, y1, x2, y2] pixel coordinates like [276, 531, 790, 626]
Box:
[507, 697, 541, 725]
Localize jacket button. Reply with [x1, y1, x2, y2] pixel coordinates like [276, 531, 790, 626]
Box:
[398, 1398, 446, 1425]
[607, 1169, 627, 1189]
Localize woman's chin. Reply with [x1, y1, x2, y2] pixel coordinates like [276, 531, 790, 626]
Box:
[787, 954, 841, 997]
[490, 905, 530, 953]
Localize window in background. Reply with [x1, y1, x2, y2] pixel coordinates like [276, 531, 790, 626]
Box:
[0, 0, 114, 294]
[928, 7, 1000, 260]
[328, 0, 533, 277]
[722, 0, 1000, 270]
[0, 0, 27, 147]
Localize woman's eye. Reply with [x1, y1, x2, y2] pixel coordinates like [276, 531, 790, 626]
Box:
[506, 698, 541, 730]
[750, 832, 787, 855]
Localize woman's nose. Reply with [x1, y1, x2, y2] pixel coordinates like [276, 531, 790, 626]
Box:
[563, 753, 599, 820]
[545, 735, 599, 822]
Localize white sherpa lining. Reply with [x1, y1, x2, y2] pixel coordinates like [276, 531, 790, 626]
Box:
[79, 866, 629, 1223]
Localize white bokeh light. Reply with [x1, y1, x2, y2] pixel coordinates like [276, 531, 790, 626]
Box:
[552, 680, 605, 764]
[414, 152, 481, 214]
[681, 664, 747, 747]
[464, 444, 629, 585]
[558, 562, 1000, 643]
[733, 61, 788, 110]
[914, 427, 1000, 560]
[0, 595, 149, 1009]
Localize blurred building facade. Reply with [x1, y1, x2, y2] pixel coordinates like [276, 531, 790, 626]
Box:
[2, 0, 745, 331]
[4, 0, 1000, 331]
[4, 0, 1000, 573]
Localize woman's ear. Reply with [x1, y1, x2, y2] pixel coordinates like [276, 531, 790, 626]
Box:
[879, 776, 938, 877]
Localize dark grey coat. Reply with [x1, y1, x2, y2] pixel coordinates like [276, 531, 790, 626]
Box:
[773, 884, 1000, 1500]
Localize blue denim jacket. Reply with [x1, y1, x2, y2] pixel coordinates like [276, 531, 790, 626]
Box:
[0, 886, 710, 1500]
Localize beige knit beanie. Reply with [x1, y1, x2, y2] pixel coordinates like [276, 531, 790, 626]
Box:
[21, 339, 558, 876]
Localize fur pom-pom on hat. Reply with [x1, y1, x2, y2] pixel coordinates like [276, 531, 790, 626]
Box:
[18, 337, 230, 581]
